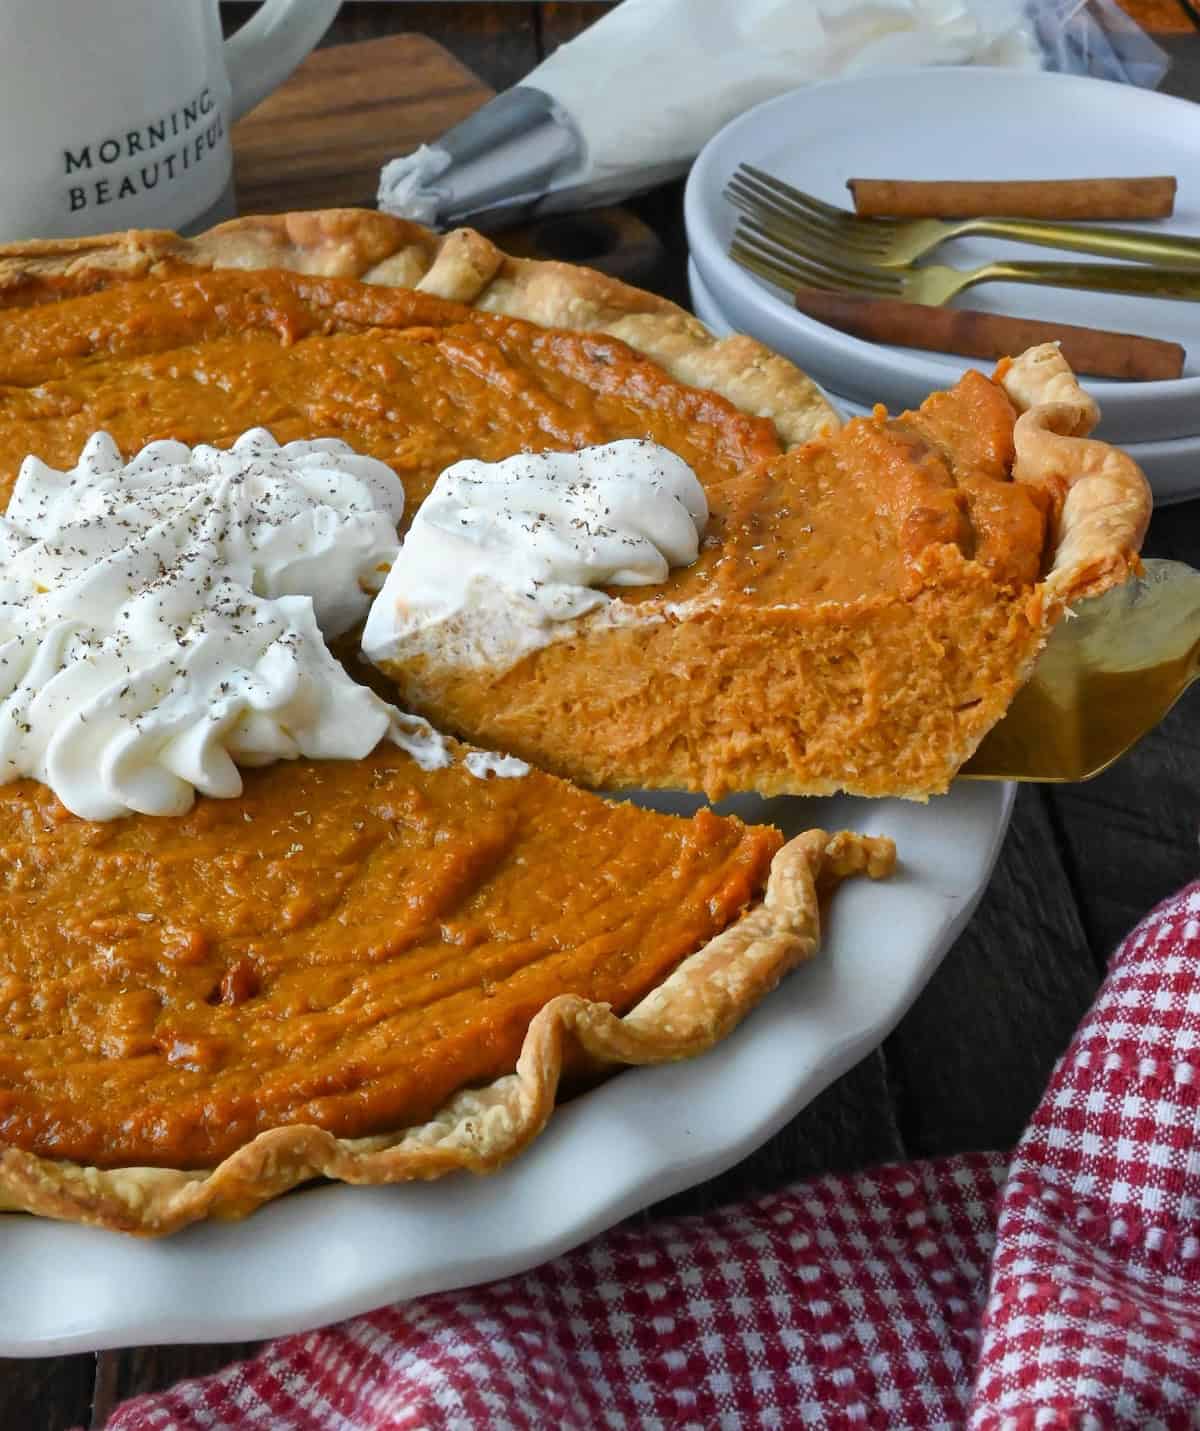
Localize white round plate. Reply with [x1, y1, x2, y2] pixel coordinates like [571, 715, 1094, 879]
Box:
[685, 67, 1200, 446]
[689, 256, 1200, 505]
[0, 781, 1011, 1354]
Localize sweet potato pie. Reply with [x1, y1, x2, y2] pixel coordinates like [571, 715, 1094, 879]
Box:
[0, 212, 1147, 1233]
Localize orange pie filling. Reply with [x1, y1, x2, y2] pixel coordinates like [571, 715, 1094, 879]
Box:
[0, 746, 782, 1169]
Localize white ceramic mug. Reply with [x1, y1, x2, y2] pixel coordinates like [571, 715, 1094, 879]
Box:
[0, 0, 342, 242]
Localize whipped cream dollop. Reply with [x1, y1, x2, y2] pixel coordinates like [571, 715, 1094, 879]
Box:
[0, 428, 450, 820]
[362, 438, 708, 674]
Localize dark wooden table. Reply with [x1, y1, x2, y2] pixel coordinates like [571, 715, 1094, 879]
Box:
[8, 4, 1200, 1426]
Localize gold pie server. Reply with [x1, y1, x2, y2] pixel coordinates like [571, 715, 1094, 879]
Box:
[963, 559, 1200, 782]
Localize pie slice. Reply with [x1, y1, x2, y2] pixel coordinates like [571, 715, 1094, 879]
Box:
[365, 345, 1152, 799]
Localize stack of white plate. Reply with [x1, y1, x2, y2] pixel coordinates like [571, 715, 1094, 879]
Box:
[684, 67, 1200, 504]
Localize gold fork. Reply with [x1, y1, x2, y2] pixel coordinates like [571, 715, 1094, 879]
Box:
[727, 165, 1200, 269]
[965, 560, 1200, 782]
[730, 215, 1200, 306]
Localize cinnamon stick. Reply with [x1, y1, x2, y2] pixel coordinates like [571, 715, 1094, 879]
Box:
[847, 177, 1177, 220]
[792, 288, 1184, 382]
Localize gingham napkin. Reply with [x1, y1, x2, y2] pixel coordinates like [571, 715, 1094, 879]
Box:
[99, 878, 1200, 1431]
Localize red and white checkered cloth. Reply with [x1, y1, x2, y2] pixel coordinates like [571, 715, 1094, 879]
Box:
[101, 880, 1200, 1431]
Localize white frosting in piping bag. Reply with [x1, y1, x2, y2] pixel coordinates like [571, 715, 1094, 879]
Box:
[362, 439, 708, 675]
[0, 429, 451, 820]
[377, 143, 453, 227]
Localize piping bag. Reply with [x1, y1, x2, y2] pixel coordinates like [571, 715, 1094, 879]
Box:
[377, 0, 1165, 234]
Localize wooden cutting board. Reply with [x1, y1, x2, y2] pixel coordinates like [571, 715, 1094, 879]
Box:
[231, 33, 663, 283]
